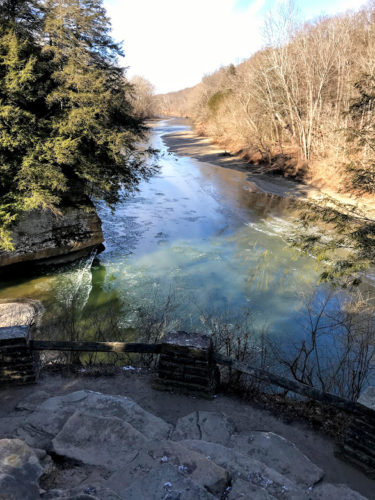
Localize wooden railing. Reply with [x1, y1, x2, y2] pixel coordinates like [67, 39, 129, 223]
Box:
[26, 337, 375, 475]
[29, 339, 375, 418]
[31, 340, 161, 354]
[213, 352, 375, 418]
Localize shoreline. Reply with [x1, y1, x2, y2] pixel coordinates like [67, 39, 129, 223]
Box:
[161, 118, 375, 222]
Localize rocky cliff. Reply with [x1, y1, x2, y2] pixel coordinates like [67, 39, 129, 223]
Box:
[0, 196, 104, 268]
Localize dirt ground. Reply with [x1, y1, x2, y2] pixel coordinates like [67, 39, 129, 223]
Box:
[1, 369, 374, 498]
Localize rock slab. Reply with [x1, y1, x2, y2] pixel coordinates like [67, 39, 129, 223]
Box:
[230, 431, 324, 488]
[2, 390, 369, 500]
[172, 411, 235, 446]
[0, 438, 44, 500]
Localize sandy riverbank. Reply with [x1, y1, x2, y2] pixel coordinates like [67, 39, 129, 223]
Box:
[161, 120, 375, 221]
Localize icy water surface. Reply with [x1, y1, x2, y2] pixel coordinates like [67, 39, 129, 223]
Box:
[0, 118, 349, 342]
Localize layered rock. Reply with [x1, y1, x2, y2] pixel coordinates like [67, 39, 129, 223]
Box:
[0, 390, 369, 500]
[0, 196, 103, 268]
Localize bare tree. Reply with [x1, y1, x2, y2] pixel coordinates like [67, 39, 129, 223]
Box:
[268, 289, 375, 400]
[130, 76, 156, 119]
[154, 4, 375, 195]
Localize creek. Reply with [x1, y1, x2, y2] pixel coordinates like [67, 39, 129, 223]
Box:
[0, 118, 371, 348]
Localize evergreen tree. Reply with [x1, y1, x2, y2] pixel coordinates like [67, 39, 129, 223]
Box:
[0, 0, 52, 249]
[0, 0, 152, 250]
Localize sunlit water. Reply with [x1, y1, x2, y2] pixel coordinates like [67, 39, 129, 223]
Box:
[0, 118, 369, 345]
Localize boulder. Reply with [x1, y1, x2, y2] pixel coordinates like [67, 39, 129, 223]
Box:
[3, 391, 370, 500]
[17, 390, 172, 450]
[230, 431, 324, 488]
[0, 300, 44, 327]
[17, 405, 72, 451]
[15, 390, 50, 412]
[42, 485, 121, 500]
[0, 438, 44, 500]
[181, 439, 306, 499]
[107, 440, 230, 497]
[172, 411, 235, 446]
[227, 478, 275, 499]
[52, 412, 147, 468]
[0, 415, 30, 439]
[38, 390, 172, 439]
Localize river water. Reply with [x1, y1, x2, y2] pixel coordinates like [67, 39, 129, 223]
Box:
[0, 118, 350, 344]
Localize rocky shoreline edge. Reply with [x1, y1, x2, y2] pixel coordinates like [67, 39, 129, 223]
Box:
[0, 194, 104, 271]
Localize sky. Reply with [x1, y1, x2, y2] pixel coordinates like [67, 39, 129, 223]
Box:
[104, 0, 368, 94]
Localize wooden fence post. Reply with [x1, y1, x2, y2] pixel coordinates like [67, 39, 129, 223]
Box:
[153, 331, 218, 398]
[0, 326, 39, 386]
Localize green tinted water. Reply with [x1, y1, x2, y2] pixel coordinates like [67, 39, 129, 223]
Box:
[0, 118, 345, 343]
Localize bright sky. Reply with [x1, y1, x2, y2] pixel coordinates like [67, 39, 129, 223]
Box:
[104, 0, 367, 94]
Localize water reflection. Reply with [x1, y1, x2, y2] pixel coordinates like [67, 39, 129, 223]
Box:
[0, 118, 343, 343]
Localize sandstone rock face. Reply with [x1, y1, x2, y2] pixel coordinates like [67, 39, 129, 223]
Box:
[0, 390, 369, 500]
[0, 196, 103, 268]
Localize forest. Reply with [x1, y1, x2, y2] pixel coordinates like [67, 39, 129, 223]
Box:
[155, 3, 375, 198]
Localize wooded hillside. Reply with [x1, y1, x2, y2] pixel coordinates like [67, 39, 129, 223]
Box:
[155, 4, 375, 196]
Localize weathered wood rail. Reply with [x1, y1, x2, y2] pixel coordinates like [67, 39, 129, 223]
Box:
[28, 339, 375, 417]
[213, 352, 375, 478]
[213, 352, 375, 418]
[2, 328, 375, 476]
[30, 340, 161, 354]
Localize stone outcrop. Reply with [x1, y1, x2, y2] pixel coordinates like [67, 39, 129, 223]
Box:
[0, 195, 103, 268]
[0, 390, 369, 499]
[0, 438, 45, 500]
[0, 300, 44, 328]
